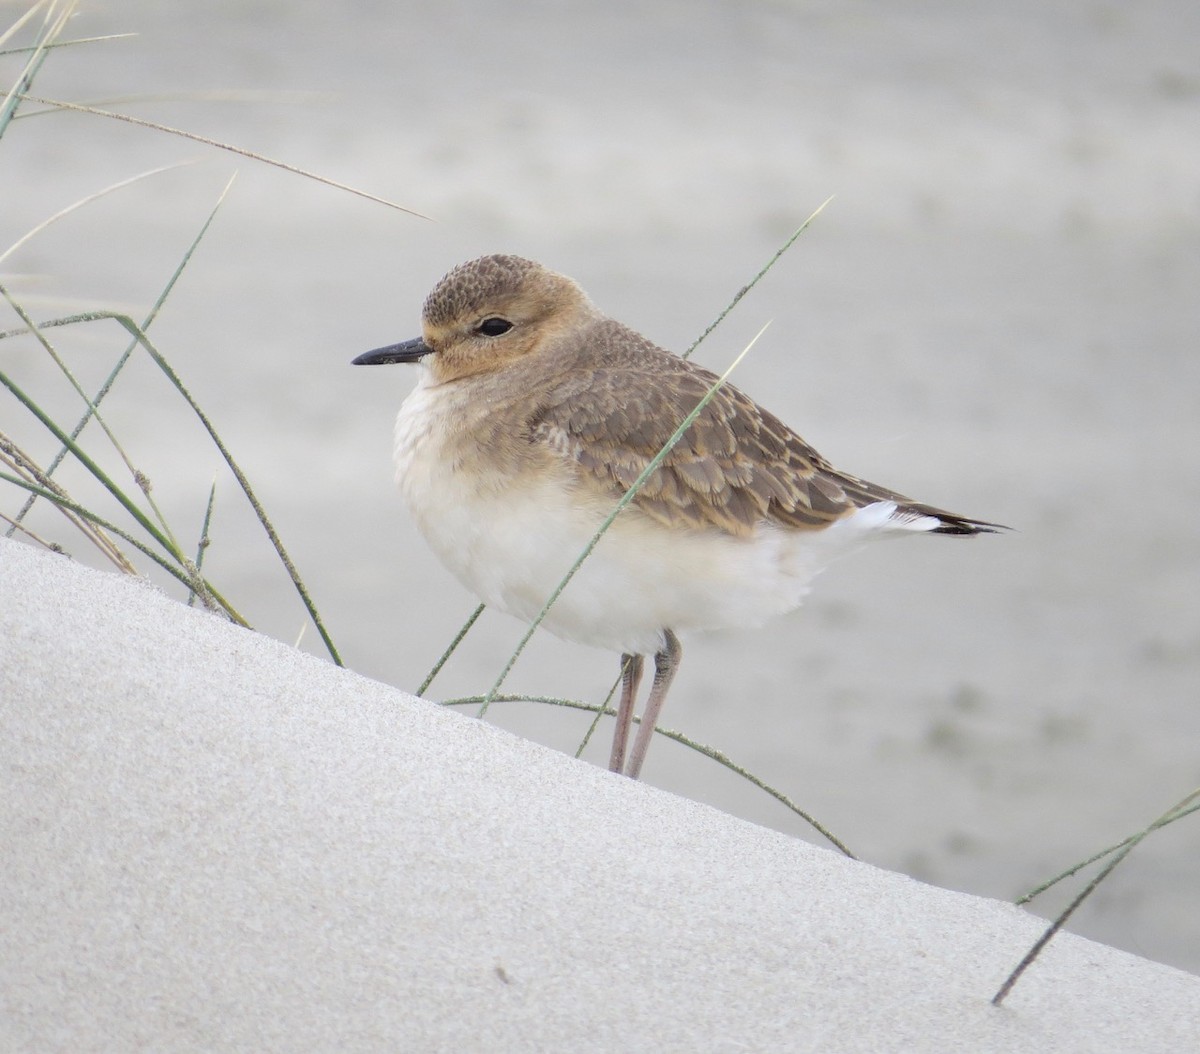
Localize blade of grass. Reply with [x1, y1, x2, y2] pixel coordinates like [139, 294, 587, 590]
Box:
[17, 94, 430, 219]
[187, 475, 217, 607]
[681, 196, 832, 361]
[417, 602, 485, 696]
[0, 32, 137, 57]
[992, 787, 1200, 1006]
[443, 693, 855, 857]
[0, 161, 197, 268]
[574, 669, 625, 758]
[1016, 798, 1200, 907]
[15, 89, 326, 115]
[477, 321, 771, 719]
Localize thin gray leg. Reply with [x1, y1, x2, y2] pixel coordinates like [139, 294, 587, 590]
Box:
[625, 630, 681, 780]
[609, 653, 644, 774]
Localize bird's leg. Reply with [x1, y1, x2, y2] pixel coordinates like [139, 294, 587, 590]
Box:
[625, 629, 681, 780]
[609, 653, 644, 774]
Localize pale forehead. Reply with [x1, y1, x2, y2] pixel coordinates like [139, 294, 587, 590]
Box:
[422, 255, 546, 326]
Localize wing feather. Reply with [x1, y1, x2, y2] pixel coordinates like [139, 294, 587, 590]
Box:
[527, 357, 860, 535]
[522, 324, 1002, 537]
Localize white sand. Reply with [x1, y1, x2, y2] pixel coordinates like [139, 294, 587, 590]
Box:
[2, 537, 1197, 1052]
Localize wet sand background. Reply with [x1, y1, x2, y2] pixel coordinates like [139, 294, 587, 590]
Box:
[2, 2, 1198, 972]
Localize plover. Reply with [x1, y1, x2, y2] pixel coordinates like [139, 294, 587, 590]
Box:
[354, 254, 1001, 779]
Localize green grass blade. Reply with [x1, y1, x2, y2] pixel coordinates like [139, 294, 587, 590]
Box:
[417, 602, 485, 696]
[1016, 797, 1200, 906]
[573, 670, 624, 758]
[993, 787, 1200, 1006]
[443, 693, 855, 857]
[681, 196, 832, 361]
[187, 475, 218, 608]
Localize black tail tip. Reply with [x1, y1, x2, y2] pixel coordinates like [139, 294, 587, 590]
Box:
[931, 517, 1011, 536]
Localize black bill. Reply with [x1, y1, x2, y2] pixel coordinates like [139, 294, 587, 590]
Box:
[352, 337, 433, 366]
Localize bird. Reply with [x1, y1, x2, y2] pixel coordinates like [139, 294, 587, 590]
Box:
[353, 254, 1003, 780]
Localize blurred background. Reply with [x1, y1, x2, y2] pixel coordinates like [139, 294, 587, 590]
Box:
[2, 0, 1198, 973]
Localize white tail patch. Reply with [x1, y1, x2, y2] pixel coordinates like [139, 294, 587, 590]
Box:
[852, 501, 942, 535]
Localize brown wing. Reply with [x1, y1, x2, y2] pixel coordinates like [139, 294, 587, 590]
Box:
[526, 358, 884, 536]
[523, 312, 1005, 536]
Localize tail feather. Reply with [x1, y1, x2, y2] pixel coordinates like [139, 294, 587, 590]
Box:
[920, 509, 1008, 536]
[833, 471, 1008, 536]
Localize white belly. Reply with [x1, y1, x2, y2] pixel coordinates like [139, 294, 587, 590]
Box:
[394, 372, 907, 655]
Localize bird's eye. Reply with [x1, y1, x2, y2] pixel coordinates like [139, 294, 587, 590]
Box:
[476, 317, 513, 337]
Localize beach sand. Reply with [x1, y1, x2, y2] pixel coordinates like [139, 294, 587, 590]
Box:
[3, 538, 1199, 1051]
